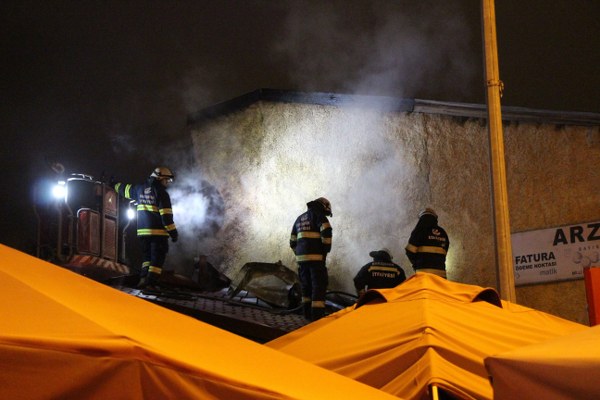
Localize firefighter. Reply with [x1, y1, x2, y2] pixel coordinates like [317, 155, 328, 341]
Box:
[113, 167, 179, 290]
[353, 248, 406, 296]
[290, 197, 333, 321]
[405, 208, 449, 278]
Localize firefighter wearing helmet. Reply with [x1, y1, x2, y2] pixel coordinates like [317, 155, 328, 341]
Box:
[405, 207, 449, 278]
[290, 197, 332, 321]
[353, 248, 406, 296]
[112, 167, 179, 290]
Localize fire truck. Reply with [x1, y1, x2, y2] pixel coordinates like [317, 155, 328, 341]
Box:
[33, 172, 138, 283]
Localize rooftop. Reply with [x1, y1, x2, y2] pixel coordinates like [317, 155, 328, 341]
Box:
[188, 88, 600, 128]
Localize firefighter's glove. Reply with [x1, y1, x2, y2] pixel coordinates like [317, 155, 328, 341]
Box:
[170, 232, 179, 243]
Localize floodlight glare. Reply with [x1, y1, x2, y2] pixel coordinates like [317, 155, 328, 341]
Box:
[52, 181, 67, 200]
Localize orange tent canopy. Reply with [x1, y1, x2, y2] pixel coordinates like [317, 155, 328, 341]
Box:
[0, 244, 400, 400]
[485, 324, 600, 399]
[267, 273, 587, 400]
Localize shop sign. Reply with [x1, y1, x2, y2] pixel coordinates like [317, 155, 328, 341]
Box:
[511, 221, 600, 285]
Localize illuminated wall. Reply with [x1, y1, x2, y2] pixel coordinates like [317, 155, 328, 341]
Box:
[189, 94, 600, 324]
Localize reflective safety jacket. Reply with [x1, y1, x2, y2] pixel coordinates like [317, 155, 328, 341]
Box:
[290, 208, 332, 263]
[353, 260, 406, 293]
[114, 178, 178, 239]
[405, 214, 449, 270]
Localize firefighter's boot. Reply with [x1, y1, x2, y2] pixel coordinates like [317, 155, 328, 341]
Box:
[136, 266, 150, 289]
[145, 271, 161, 292]
[302, 302, 312, 320]
[136, 276, 148, 289]
[311, 307, 326, 322]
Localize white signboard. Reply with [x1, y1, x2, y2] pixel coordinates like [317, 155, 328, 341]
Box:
[511, 221, 600, 286]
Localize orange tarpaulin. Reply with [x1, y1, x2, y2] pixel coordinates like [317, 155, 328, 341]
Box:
[267, 273, 587, 400]
[485, 324, 600, 400]
[0, 244, 400, 400]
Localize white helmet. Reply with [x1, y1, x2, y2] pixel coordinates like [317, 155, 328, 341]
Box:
[419, 207, 437, 219]
[150, 166, 174, 182]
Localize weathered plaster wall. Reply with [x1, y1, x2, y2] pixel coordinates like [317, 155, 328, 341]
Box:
[504, 123, 600, 324]
[190, 100, 599, 324]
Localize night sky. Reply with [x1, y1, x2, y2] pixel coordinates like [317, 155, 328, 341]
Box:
[2, 0, 599, 252]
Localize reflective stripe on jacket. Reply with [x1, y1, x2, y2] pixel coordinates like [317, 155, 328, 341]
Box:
[353, 260, 406, 292]
[405, 215, 449, 270]
[114, 179, 178, 238]
[290, 209, 332, 263]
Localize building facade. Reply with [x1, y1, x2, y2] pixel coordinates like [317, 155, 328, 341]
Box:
[188, 89, 600, 324]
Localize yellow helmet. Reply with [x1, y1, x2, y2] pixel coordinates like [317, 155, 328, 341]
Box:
[150, 166, 174, 182]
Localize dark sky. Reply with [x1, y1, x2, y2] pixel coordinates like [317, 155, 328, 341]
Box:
[1, 0, 599, 251]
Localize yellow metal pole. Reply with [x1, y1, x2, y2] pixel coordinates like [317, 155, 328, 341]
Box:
[431, 384, 439, 400]
[481, 0, 517, 302]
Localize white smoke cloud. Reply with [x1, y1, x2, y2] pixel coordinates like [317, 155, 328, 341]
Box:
[179, 66, 216, 114]
[274, 0, 477, 100]
[170, 1, 477, 283]
[109, 133, 136, 155]
[166, 165, 225, 275]
[230, 103, 421, 291]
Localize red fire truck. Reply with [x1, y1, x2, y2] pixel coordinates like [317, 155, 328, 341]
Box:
[33, 172, 137, 282]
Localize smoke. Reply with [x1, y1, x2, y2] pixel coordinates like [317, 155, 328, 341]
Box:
[133, 1, 477, 281]
[228, 102, 422, 291]
[167, 168, 224, 273]
[274, 0, 478, 101]
[179, 66, 216, 115]
[227, 0, 478, 289]
[109, 133, 136, 155]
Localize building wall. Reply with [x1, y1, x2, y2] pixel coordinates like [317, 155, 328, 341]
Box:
[190, 100, 600, 324]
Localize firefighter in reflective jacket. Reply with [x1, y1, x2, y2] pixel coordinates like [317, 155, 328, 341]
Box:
[353, 248, 406, 296]
[405, 208, 449, 278]
[113, 167, 179, 289]
[290, 197, 332, 321]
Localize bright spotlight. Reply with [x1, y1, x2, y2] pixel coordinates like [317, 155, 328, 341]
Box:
[127, 208, 136, 220]
[52, 181, 66, 200]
